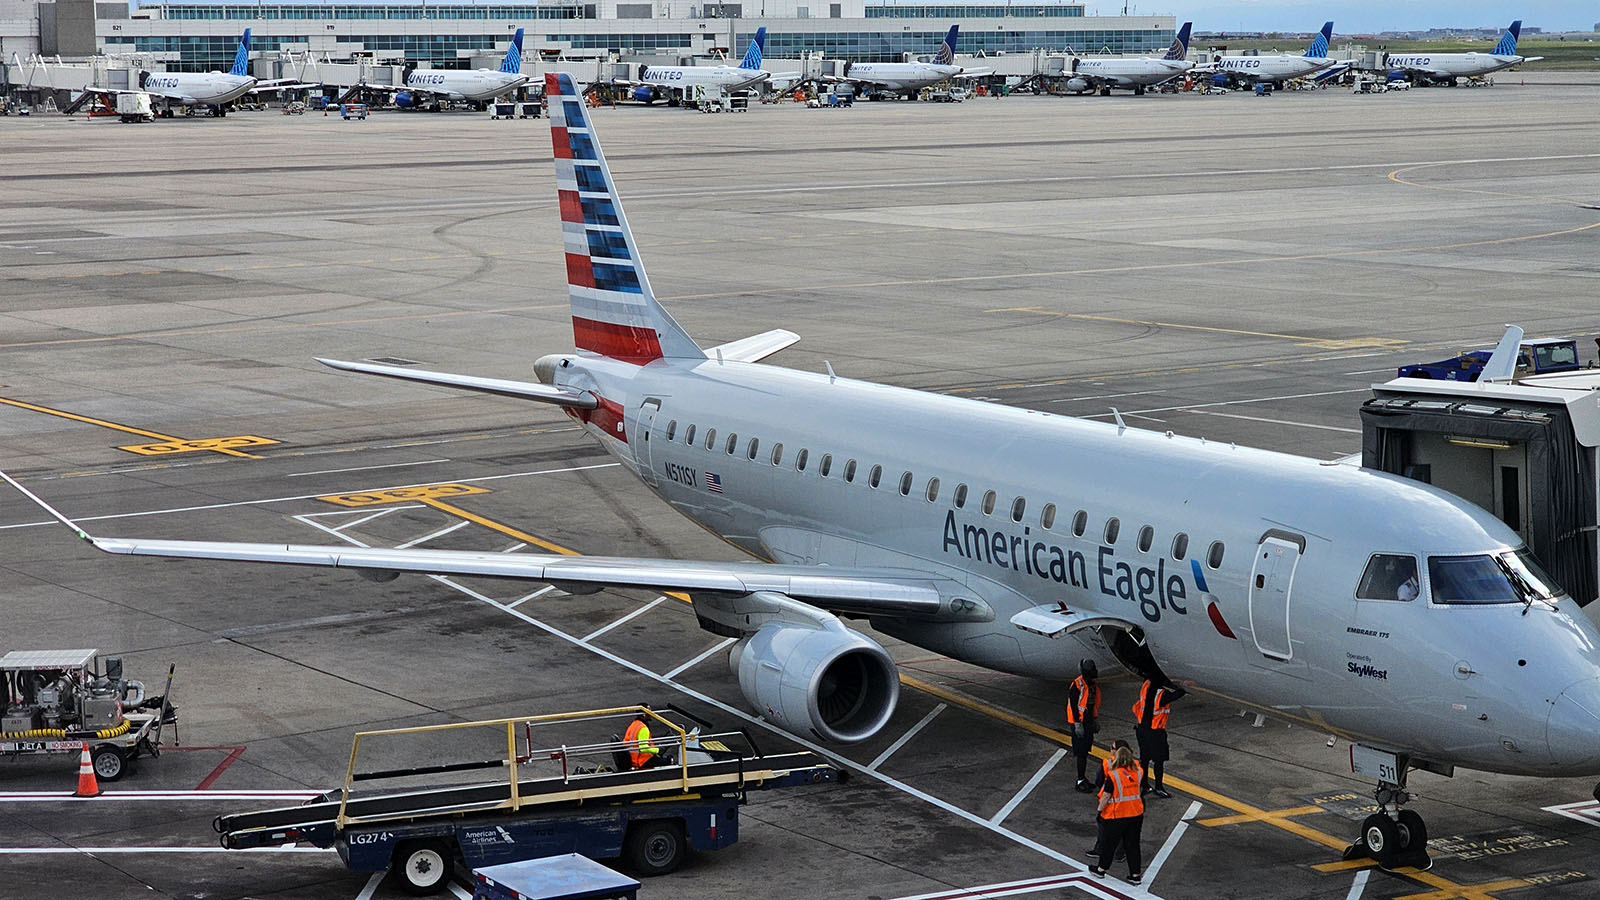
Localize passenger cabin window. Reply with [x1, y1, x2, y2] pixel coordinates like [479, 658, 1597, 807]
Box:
[982, 490, 997, 516]
[869, 465, 882, 489]
[704, 428, 716, 450]
[747, 438, 759, 460]
[844, 459, 857, 483]
[1207, 541, 1225, 569]
[926, 477, 940, 502]
[1072, 510, 1087, 537]
[665, 420, 677, 441]
[820, 454, 832, 477]
[1041, 503, 1057, 530]
[1137, 526, 1154, 553]
[1104, 518, 1120, 544]
[771, 443, 783, 466]
[1428, 550, 1562, 605]
[684, 424, 695, 445]
[1171, 532, 1189, 560]
[1010, 496, 1026, 523]
[953, 484, 968, 508]
[899, 471, 913, 496]
[1357, 554, 1420, 601]
[726, 433, 738, 455]
[796, 449, 809, 471]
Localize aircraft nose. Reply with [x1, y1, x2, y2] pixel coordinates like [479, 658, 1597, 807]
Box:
[1547, 676, 1600, 770]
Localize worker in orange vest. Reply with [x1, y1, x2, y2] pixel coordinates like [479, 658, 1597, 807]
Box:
[1132, 678, 1187, 798]
[1085, 739, 1130, 862]
[1090, 743, 1145, 884]
[624, 711, 660, 769]
[1066, 658, 1102, 792]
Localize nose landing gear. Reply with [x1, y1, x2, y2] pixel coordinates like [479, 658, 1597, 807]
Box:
[1345, 778, 1432, 871]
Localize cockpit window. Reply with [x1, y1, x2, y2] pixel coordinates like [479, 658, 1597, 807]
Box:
[1501, 548, 1565, 601]
[1357, 554, 1419, 601]
[1427, 554, 1520, 605]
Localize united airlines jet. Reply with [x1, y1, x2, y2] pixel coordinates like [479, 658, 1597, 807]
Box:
[79, 29, 308, 117]
[1194, 22, 1337, 88]
[616, 28, 771, 105]
[1386, 20, 1543, 85]
[351, 29, 529, 110]
[1066, 23, 1193, 96]
[837, 26, 991, 99]
[10, 71, 1600, 875]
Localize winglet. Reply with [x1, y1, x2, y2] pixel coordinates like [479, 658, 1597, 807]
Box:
[1479, 324, 1525, 383]
[0, 470, 95, 542]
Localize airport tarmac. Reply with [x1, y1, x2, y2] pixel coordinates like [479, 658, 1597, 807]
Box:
[3, 79, 1600, 900]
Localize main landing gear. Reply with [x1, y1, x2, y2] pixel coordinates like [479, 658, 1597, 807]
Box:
[1344, 774, 1431, 871]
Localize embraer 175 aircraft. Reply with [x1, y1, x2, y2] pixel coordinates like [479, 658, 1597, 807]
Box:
[1386, 20, 1542, 85]
[350, 29, 528, 110]
[79, 29, 308, 117]
[835, 26, 990, 99]
[1066, 23, 1193, 96]
[1195, 21, 1336, 88]
[10, 71, 1600, 873]
[616, 28, 770, 105]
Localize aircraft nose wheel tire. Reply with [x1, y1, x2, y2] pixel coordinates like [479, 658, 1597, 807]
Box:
[1361, 814, 1400, 868]
[1397, 809, 1428, 852]
[392, 839, 452, 895]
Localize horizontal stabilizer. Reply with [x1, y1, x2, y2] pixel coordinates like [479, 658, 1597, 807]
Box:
[315, 357, 598, 408]
[708, 329, 800, 363]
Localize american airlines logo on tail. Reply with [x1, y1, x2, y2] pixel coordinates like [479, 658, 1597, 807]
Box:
[933, 25, 958, 66]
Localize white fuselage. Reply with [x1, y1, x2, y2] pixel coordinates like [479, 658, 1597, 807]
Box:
[1208, 55, 1333, 83]
[1072, 58, 1193, 89]
[1388, 52, 1528, 81]
[846, 62, 964, 93]
[639, 65, 767, 93]
[405, 69, 529, 103]
[553, 351, 1600, 778]
[141, 72, 256, 106]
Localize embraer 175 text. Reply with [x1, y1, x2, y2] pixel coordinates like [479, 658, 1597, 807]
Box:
[9, 69, 1599, 872]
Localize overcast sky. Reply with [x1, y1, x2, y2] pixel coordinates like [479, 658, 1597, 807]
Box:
[1094, 2, 1597, 33]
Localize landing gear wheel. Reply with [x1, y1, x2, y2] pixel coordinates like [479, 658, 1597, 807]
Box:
[393, 838, 452, 895]
[1361, 814, 1400, 869]
[1397, 809, 1428, 851]
[624, 820, 687, 876]
[91, 745, 126, 781]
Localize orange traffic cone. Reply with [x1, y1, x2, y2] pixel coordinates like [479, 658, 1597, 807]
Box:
[75, 743, 100, 797]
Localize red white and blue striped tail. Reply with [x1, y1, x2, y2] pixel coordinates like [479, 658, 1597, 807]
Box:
[546, 73, 704, 365]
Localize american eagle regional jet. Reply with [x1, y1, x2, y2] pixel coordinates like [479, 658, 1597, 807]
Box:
[11, 72, 1600, 872]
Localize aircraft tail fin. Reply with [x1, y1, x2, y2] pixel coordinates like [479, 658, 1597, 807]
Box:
[1493, 20, 1521, 56]
[1306, 21, 1333, 57]
[230, 28, 251, 77]
[934, 25, 959, 66]
[500, 28, 524, 74]
[740, 27, 767, 70]
[1163, 22, 1192, 60]
[546, 73, 704, 364]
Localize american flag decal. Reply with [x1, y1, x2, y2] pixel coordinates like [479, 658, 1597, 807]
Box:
[705, 472, 723, 494]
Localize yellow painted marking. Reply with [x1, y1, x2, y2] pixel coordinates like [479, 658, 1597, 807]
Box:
[318, 483, 491, 508]
[423, 499, 579, 556]
[1197, 804, 1327, 828]
[119, 435, 280, 456]
[984, 308, 1406, 351]
[1392, 874, 1531, 900]
[1313, 859, 1378, 873]
[0, 397, 264, 459]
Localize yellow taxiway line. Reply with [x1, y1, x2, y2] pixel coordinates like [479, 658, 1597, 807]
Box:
[0, 396, 266, 459]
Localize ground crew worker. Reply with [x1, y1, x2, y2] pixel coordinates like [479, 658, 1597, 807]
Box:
[624, 711, 660, 769]
[1067, 659, 1102, 792]
[1091, 744, 1145, 884]
[1132, 678, 1187, 798]
[1086, 739, 1131, 862]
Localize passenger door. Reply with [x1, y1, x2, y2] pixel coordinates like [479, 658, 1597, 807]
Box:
[633, 398, 661, 487]
[1248, 533, 1304, 661]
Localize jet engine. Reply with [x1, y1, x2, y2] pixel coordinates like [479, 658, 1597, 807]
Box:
[730, 619, 898, 743]
[632, 86, 657, 104]
[395, 91, 416, 108]
[1065, 77, 1089, 94]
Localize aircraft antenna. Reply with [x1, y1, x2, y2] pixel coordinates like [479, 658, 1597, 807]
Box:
[1110, 407, 1126, 434]
[824, 361, 836, 383]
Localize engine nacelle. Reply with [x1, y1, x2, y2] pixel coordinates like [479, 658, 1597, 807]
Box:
[1065, 77, 1089, 94]
[632, 86, 657, 104]
[731, 621, 898, 743]
[395, 91, 416, 108]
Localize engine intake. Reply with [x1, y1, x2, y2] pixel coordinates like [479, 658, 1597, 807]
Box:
[732, 621, 898, 743]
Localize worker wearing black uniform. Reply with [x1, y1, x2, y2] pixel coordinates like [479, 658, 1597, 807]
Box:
[1066, 659, 1102, 792]
[1132, 678, 1186, 798]
[1091, 744, 1145, 884]
[1086, 739, 1131, 861]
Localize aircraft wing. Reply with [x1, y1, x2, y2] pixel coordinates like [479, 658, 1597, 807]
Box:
[953, 68, 993, 79]
[1387, 62, 1449, 78]
[251, 80, 320, 94]
[313, 357, 598, 408]
[1, 469, 969, 620]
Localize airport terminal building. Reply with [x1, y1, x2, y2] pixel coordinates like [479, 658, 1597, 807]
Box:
[2, 0, 1175, 70]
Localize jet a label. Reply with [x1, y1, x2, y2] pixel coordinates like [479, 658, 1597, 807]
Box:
[940, 510, 1188, 623]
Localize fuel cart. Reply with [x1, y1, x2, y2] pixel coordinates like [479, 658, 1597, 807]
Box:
[216, 706, 838, 894]
[1, 649, 176, 781]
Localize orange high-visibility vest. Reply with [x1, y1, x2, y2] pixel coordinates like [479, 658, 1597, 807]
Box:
[1101, 764, 1145, 820]
[1132, 680, 1173, 730]
[1066, 676, 1101, 724]
[624, 719, 658, 768]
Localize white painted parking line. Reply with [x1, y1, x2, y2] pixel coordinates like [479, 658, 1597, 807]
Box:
[581, 597, 668, 643]
[505, 584, 556, 609]
[0, 790, 325, 802]
[354, 871, 385, 900]
[1185, 409, 1362, 434]
[1544, 799, 1600, 827]
[870, 703, 947, 770]
[889, 871, 1147, 900]
[1344, 869, 1370, 900]
[1141, 800, 1201, 888]
[395, 519, 469, 549]
[664, 637, 736, 679]
[1046, 390, 1164, 404]
[990, 749, 1067, 825]
[287, 459, 450, 478]
[447, 882, 473, 900]
[1079, 388, 1370, 420]
[500, 542, 528, 553]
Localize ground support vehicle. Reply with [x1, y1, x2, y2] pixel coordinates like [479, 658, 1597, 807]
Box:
[1, 650, 175, 781]
[1398, 336, 1585, 382]
[341, 102, 369, 120]
[473, 854, 639, 900]
[215, 707, 838, 894]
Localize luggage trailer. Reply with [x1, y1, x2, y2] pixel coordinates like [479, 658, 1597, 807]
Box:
[215, 706, 839, 894]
